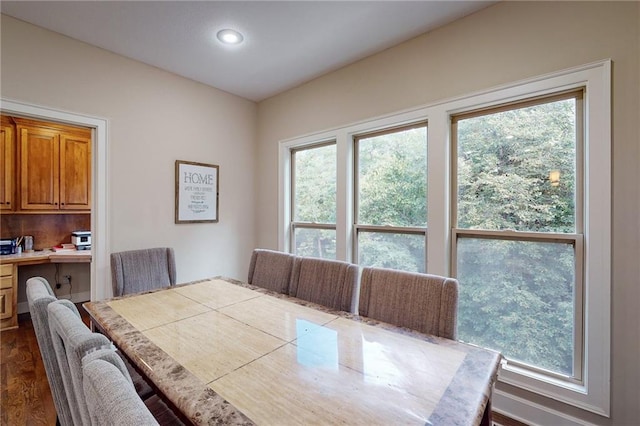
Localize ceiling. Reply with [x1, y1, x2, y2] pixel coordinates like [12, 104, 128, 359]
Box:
[1, 1, 496, 102]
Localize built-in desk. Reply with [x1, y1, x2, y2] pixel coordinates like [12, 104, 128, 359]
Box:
[0, 250, 91, 330]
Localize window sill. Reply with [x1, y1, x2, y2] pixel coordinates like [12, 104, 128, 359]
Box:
[498, 361, 608, 417]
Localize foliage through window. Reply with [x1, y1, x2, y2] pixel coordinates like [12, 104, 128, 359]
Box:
[291, 142, 336, 259]
[452, 91, 583, 378]
[355, 123, 427, 272]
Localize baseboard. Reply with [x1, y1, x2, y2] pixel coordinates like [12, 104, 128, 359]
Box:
[493, 389, 600, 426]
[17, 290, 91, 314]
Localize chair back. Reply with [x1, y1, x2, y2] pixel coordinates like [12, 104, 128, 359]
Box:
[26, 277, 75, 426]
[111, 247, 177, 296]
[289, 257, 359, 312]
[48, 300, 112, 426]
[359, 267, 459, 340]
[247, 248, 295, 293]
[82, 348, 159, 426]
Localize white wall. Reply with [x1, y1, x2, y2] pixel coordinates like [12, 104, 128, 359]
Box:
[1, 14, 258, 287]
[256, 2, 639, 425]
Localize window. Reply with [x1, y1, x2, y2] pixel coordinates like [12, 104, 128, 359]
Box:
[279, 61, 610, 416]
[354, 123, 427, 272]
[290, 142, 336, 259]
[452, 91, 584, 380]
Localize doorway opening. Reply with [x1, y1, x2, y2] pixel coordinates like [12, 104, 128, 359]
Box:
[1, 98, 109, 302]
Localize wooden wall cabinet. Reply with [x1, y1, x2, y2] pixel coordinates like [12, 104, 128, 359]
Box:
[0, 116, 15, 211]
[59, 133, 92, 210]
[14, 118, 91, 212]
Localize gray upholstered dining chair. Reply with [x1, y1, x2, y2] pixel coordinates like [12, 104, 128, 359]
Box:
[111, 247, 177, 296]
[358, 267, 459, 340]
[82, 349, 159, 426]
[289, 257, 359, 312]
[48, 300, 112, 425]
[26, 277, 75, 426]
[247, 248, 296, 293]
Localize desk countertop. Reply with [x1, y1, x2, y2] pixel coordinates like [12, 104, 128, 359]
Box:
[0, 249, 92, 265]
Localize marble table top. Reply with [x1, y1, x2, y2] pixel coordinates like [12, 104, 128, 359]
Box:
[83, 277, 501, 426]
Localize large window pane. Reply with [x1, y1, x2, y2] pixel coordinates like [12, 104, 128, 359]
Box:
[357, 126, 426, 227]
[357, 231, 425, 272]
[456, 237, 575, 376]
[293, 144, 336, 223]
[294, 228, 336, 259]
[457, 97, 577, 233]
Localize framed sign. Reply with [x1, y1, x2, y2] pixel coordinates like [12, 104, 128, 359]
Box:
[175, 160, 219, 223]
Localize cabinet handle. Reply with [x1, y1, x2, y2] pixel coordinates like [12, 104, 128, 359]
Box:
[0, 294, 4, 315]
[61, 203, 65, 205]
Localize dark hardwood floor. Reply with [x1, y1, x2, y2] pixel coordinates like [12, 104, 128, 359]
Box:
[493, 412, 530, 426]
[1, 305, 91, 426]
[1, 313, 57, 425]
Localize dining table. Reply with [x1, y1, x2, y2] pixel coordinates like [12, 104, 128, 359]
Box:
[83, 277, 501, 426]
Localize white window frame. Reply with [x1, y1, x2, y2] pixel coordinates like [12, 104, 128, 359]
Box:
[290, 140, 338, 257]
[451, 89, 586, 385]
[353, 122, 428, 271]
[278, 60, 610, 416]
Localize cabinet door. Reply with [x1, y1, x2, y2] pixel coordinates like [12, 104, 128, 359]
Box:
[60, 133, 91, 210]
[0, 288, 14, 321]
[19, 126, 60, 210]
[0, 264, 17, 329]
[0, 121, 14, 211]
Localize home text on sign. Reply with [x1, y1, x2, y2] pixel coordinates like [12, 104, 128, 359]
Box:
[183, 172, 215, 185]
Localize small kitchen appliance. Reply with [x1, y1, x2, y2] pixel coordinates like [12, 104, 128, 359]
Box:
[0, 239, 16, 255]
[71, 231, 91, 250]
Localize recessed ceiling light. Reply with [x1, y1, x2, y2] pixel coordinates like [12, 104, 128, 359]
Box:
[217, 29, 244, 45]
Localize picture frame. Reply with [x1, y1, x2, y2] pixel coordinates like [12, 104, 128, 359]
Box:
[175, 160, 219, 223]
